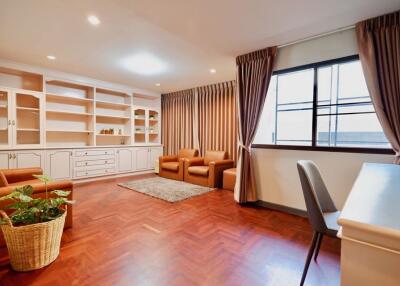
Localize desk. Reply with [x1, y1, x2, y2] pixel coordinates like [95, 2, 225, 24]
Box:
[338, 163, 400, 286]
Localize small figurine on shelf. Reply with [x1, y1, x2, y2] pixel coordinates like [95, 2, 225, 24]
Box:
[118, 129, 122, 135]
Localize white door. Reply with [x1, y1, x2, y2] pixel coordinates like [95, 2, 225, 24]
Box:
[117, 148, 134, 173]
[46, 150, 73, 180]
[148, 147, 162, 169]
[0, 88, 12, 148]
[14, 150, 44, 169]
[136, 148, 149, 170]
[0, 151, 12, 169]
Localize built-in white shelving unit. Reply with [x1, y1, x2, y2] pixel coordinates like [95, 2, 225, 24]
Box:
[0, 65, 162, 181]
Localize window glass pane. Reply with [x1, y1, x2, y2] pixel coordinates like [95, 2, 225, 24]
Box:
[277, 69, 314, 104]
[316, 60, 389, 148]
[253, 76, 277, 144]
[338, 61, 369, 100]
[276, 110, 313, 145]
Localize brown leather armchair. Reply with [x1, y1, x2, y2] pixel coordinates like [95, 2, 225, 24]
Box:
[0, 167, 73, 248]
[184, 150, 234, 188]
[159, 149, 199, 181]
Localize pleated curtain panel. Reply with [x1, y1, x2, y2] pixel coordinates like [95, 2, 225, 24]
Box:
[234, 47, 277, 203]
[356, 10, 400, 164]
[161, 81, 237, 161]
[161, 89, 197, 156]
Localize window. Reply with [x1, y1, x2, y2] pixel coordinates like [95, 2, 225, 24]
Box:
[253, 56, 391, 152]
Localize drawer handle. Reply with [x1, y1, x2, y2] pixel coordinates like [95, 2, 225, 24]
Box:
[85, 162, 88, 166]
[85, 152, 88, 155]
[105, 161, 108, 163]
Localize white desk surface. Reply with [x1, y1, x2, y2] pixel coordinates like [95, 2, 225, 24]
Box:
[338, 163, 400, 252]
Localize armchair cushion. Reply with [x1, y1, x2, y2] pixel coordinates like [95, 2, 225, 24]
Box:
[161, 162, 180, 172]
[204, 151, 228, 165]
[188, 166, 209, 176]
[159, 155, 179, 163]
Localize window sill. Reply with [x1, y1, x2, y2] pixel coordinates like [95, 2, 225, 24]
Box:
[251, 144, 394, 155]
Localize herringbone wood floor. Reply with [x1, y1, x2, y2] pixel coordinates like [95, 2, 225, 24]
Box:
[0, 174, 340, 286]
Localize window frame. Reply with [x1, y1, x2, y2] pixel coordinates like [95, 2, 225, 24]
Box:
[252, 55, 394, 155]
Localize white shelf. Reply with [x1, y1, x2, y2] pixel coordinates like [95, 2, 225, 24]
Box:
[16, 106, 40, 111]
[96, 100, 131, 108]
[47, 93, 93, 104]
[96, 114, 130, 120]
[0, 128, 8, 131]
[17, 128, 40, 131]
[96, 134, 130, 137]
[47, 129, 93, 133]
[46, 109, 93, 116]
[0, 105, 7, 108]
[134, 117, 146, 120]
[134, 132, 145, 134]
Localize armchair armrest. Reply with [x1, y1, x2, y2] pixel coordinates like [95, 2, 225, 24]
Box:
[186, 157, 205, 167]
[159, 155, 179, 163]
[2, 168, 43, 184]
[209, 160, 234, 188]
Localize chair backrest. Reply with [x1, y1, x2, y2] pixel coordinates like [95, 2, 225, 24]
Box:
[297, 160, 337, 233]
[178, 149, 199, 159]
[204, 150, 228, 165]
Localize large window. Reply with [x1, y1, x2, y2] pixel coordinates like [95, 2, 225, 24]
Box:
[253, 56, 391, 152]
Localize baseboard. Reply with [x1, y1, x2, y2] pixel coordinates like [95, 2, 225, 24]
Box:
[255, 200, 308, 217]
[73, 170, 155, 185]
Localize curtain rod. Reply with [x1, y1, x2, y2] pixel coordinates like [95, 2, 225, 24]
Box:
[277, 25, 356, 49]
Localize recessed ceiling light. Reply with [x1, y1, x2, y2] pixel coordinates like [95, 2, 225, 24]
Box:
[121, 53, 168, 76]
[87, 15, 100, 26]
[155, 83, 161, 87]
[209, 68, 217, 74]
[47, 55, 56, 60]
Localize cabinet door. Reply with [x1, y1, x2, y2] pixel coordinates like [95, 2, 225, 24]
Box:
[0, 89, 12, 148]
[46, 150, 73, 180]
[14, 151, 44, 169]
[135, 148, 149, 170]
[0, 152, 12, 169]
[13, 90, 43, 147]
[117, 148, 134, 173]
[149, 147, 162, 169]
[147, 109, 160, 144]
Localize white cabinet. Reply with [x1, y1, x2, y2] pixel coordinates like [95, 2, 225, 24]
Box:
[0, 88, 44, 148]
[0, 151, 12, 169]
[0, 150, 45, 169]
[14, 150, 45, 169]
[135, 148, 149, 170]
[133, 107, 160, 144]
[116, 148, 135, 173]
[149, 147, 162, 169]
[45, 150, 73, 180]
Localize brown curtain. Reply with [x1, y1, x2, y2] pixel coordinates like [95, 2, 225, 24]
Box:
[197, 81, 237, 161]
[161, 89, 197, 155]
[356, 11, 400, 164]
[234, 47, 277, 203]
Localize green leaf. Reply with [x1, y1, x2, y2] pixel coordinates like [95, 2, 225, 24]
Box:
[0, 191, 20, 201]
[51, 190, 70, 197]
[19, 185, 33, 196]
[32, 174, 52, 183]
[5, 202, 29, 210]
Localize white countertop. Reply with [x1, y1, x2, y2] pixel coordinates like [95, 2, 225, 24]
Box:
[338, 163, 400, 252]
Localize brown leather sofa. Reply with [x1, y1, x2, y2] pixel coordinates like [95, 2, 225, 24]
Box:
[184, 150, 234, 188]
[159, 149, 199, 181]
[0, 167, 73, 248]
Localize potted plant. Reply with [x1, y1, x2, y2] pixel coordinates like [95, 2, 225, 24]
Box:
[0, 175, 73, 271]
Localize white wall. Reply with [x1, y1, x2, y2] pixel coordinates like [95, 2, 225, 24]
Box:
[253, 148, 393, 210]
[253, 27, 395, 211]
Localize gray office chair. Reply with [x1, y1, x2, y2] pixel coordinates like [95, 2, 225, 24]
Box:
[297, 160, 340, 286]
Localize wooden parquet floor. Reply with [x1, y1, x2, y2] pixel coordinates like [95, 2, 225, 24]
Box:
[0, 174, 340, 286]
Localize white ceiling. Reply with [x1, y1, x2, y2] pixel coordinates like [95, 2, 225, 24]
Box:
[0, 0, 399, 93]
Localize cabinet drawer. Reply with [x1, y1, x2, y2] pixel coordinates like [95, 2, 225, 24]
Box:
[75, 158, 115, 167]
[75, 149, 114, 157]
[75, 168, 115, 178]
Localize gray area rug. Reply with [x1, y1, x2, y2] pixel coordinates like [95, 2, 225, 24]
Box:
[118, 177, 214, 202]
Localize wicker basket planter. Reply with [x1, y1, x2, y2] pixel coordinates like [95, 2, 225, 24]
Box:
[0, 210, 66, 271]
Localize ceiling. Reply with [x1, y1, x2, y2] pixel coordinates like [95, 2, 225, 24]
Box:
[0, 0, 399, 93]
